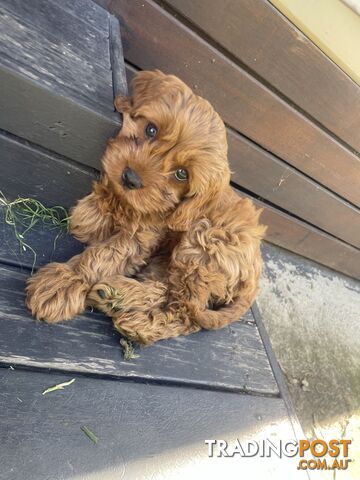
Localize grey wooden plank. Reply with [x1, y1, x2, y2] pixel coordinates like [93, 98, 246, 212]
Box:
[0, 131, 97, 208]
[0, 2, 113, 114]
[110, 14, 128, 97]
[0, 0, 110, 74]
[0, 129, 96, 268]
[0, 368, 301, 480]
[0, 264, 278, 395]
[49, 0, 109, 34]
[0, 224, 83, 271]
[0, 131, 92, 269]
[0, 66, 120, 167]
[0, 0, 126, 166]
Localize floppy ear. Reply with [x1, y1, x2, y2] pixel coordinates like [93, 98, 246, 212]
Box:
[114, 96, 139, 139]
[114, 95, 132, 113]
[167, 165, 230, 231]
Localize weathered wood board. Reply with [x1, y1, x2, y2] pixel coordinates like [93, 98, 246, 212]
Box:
[0, 223, 83, 271]
[258, 200, 360, 280]
[0, 0, 124, 167]
[0, 264, 278, 395]
[0, 130, 97, 208]
[0, 368, 304, 480]
[227, 130, 360, 249]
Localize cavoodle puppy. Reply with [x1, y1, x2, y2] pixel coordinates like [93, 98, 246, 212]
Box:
[26, 70, 266, 345]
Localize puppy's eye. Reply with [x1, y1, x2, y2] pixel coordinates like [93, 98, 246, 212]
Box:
[145, 123, 157, 139]
[174, 168, 188, 182]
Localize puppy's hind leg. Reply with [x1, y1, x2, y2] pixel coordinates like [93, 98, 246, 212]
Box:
[87, 276, 167, 316]
[112, 307, 200, 345]
[87, 276, 200, 345]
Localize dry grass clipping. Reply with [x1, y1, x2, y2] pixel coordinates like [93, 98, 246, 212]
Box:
[120, 338, 140, 360]
[0, 191, 69, 272]
[42, 378, 76, 395]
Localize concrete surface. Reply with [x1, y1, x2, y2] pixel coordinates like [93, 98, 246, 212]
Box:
[258, 242, 360, 479]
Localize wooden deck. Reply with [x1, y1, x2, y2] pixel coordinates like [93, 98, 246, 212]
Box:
[0, 1, 306, 478]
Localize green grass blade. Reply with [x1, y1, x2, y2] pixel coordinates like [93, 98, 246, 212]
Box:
[81, 426, 99, 444]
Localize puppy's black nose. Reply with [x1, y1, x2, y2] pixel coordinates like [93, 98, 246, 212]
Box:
[121, 167, 143, 190]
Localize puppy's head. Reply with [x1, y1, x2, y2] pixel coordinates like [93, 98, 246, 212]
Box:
[107, 70, 230, 229]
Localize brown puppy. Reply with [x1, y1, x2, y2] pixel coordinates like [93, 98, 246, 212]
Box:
[26, 70, 266, 345]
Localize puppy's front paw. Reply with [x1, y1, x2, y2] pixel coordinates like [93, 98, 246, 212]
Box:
[26, 263, 89, 323]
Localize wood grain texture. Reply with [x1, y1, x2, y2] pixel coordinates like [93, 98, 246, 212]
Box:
[0, 0, 113, 113]
[0, 264, 278, 395]
[258, 200, 360, 279]
[0, 222, 84, 271]
[0, 131, 95, 268]
[0, 0, 124, 166]
[0, 131, 97, 208]
[227, 130, 360, 248]
[107, 0, 360, 206]
[110, 14, 128, 97]
[0, 369, 301, 480]
[166, 0, 360, 152]
[0, 66, 120, 168]
[48, 0, 109, 34]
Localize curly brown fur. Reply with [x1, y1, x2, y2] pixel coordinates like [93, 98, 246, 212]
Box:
[26, 70, 266, 345]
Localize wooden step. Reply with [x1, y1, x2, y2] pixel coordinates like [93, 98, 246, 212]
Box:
[0, 368, 301, 480]
[0, 0, 124, 167]
[0, 263, 278, 396]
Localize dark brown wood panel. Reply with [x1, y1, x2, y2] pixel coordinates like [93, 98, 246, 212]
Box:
[256, 200, 360, 280]
[166, 0, 360, 153]
[107, 0, 360, 207]
[125, 64, 360, 249]
[227, 130, 360, 248]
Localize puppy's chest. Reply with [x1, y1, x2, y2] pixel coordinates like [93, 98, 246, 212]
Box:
[134, 225, 171, 257]
[152, 230, 182, 257]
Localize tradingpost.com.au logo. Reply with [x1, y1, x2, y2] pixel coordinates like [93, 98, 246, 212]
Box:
[205, 438, 352, 471]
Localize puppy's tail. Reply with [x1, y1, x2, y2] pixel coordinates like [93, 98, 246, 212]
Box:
[188, 295, 254, 330]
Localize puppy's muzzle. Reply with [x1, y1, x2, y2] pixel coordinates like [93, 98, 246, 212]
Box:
[121, 167, 143, 190]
